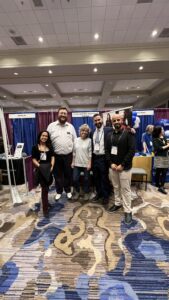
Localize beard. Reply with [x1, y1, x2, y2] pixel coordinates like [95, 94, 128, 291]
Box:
[114, 123, 121, 130]
[58, 116, 67, 124]
[96, 122, 102, 128]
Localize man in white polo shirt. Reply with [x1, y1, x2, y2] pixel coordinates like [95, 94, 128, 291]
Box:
[47, 107, 77, 200]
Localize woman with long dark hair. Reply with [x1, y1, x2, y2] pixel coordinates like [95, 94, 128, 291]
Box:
[32, 131, 55, 216]
[152, 126, 169, 194]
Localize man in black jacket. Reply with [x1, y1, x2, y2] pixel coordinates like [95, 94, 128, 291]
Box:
[105, 114, 135, 224]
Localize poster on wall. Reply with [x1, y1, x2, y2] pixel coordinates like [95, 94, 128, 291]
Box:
[102, 106, 133, 128]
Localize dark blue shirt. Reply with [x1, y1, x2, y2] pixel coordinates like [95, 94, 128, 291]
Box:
[142, 132, 153, 153]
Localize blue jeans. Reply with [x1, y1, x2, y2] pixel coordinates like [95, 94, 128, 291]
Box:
[73, 167, 90, 193]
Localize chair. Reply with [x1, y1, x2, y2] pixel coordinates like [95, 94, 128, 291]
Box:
[131, 167, 148, 190]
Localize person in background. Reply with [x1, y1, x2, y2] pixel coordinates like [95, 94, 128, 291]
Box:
[32, 131, 55, 217]
[152, 126, 169, 195]
[91, 113, 112, 206]
[105, 114, 135, 224]
[142, 125, 154, 154]
[47, 107, 77, 201]
[72, 124, 92, 201]
[105, 113, 112, 127]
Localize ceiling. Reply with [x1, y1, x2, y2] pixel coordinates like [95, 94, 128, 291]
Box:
[0, 0, 169, 112]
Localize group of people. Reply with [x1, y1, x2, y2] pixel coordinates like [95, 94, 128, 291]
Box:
[141, 124, 169, 194]
[32, 107, 169, 224]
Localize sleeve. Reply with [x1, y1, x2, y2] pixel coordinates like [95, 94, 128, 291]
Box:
[105, 132, 113, 166]
[141, 132, 146, 143]
[32, 145, 38, 159]
[72, 125, 77, 140]
[153, 138, 163, 153]
[88, 139, 92, 158]
[73, 138, 77, 157]
[121, 132, 136, 167]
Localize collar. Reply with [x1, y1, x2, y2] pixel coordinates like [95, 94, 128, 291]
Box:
[56, 120, 69, 126]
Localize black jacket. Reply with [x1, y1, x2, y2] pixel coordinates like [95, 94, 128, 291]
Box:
[105, 128, 135, 170]
[153, 137, 168, 157]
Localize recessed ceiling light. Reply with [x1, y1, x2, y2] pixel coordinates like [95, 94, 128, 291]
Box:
[139, 66, 144, 71]
[48, 69, 53, 74]
[3, 95, 6, 98]
[38, 36, 44, 43]
[126, 87, 129, 90]
[45, 84, 49, 87]
[94, 33, 99, 40]
[23, 91, 27, 93]
[14, 72, 18, 75]
[137, 86, 140, 89]
[151, 30, 158, 37]
[137, 95, 139, 98]
[93, 67, 98, 73]
[74, 88, 77, 92]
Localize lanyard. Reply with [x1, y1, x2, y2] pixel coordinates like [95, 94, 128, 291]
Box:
[111, 130, 125, 146]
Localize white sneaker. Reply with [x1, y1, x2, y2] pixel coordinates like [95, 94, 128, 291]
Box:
[55, 193, 61, 201]
[67, 192, 72, 199]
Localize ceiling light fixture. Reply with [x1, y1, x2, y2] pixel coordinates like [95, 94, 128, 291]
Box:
[137, 86, 140, 89]
[3, 95, 6, 98]
[45, 84, 49, 87]
[94, 33, 99, 40]
[151, 29, 158, 37]
[48, 69, 53, 74]
[139, 66, 143, 71]
[14, 72, 19, 75]
[93, 67, 98, 73]
[38, 36, 44, 43]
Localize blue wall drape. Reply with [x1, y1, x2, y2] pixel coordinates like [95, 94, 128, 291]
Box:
[135, 114, 154, 152]
[72, 116, 95, 136]
[12, 118, 37, 155]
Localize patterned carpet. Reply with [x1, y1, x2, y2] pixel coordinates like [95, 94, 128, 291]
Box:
[0, 184, 169, 300]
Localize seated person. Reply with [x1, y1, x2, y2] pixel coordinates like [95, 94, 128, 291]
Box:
[142, 125, 154, 154]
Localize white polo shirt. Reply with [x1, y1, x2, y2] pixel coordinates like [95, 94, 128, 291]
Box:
[47, 120, 77, 155]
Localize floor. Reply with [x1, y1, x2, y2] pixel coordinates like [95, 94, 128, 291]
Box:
[0, 184, 169, 300]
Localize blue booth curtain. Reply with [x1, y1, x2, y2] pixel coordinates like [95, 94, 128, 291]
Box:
[135, 113, 154, 152]
[72, 116, 95, 136]
[12, 118, 37, 155]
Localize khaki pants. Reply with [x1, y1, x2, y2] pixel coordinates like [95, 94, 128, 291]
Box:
[109, 168, 132, 213]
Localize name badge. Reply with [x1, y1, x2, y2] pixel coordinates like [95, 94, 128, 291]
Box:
[111, 146, 118, 155]
[40, 152, 47, 161]
[94, 143, 100, 152]
[150, 141, 152, 146]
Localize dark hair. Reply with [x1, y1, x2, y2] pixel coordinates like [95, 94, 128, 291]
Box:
[58, 106, 68, 113]
[93, 113, 102, 119]
[152, 126, 162, 138]
[106, 113, 111, 120]
[37, 130, 52, 148]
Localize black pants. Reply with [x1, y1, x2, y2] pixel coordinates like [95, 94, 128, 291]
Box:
[92, 155, 111, 199]
[155, 168, 168, 188]
[53, 153, 72, 194]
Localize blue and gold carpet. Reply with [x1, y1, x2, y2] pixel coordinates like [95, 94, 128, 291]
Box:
[0, 185, 169, 299]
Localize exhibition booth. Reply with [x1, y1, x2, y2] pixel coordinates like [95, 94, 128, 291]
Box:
[0, 108, 169, 196]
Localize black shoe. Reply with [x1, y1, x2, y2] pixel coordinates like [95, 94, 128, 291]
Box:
[124, 212, 132, 224]
[108, 204, 122, 213]
[91, 195, 102, 203]
[158, 187, 167, 195]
